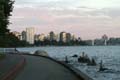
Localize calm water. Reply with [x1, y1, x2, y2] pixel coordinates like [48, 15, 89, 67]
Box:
[17, 46, 120, 65]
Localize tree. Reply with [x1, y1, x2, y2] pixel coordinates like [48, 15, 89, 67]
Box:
[0, 0, 28, 47]
[0, 0, 14, 35]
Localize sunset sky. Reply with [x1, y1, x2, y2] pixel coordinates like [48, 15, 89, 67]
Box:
[9, 0, 120, 40]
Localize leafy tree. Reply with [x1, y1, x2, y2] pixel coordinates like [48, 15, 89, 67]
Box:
[0, 0, 29, 47]
[0, 0, 14, 35]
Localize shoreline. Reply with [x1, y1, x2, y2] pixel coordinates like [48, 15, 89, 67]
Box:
[9, 45, 120, 48]
[1, 45, 120, 48]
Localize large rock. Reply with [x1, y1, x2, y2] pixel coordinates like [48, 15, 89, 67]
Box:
[34, 50, 49, 57]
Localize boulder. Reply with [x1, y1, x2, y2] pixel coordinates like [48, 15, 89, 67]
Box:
[72, 54, 78, 57]
[34, 50, 49, 57]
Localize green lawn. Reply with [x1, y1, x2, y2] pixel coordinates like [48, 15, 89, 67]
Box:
[0, 53, 5, 60]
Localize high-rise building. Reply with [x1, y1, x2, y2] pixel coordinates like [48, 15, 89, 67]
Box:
[49, 31, 56, 41]
[39, 34, 45, 41]
[66, 33, 71, 42]
[26, 27, 35, 44]
[60, 32, 67, 42]
[71, 34, 76, 41]
[34, 34, 39, 41]
[21, 31, 26, 41]
[34, 34, 46, 41]
[55, 34, 60, 42]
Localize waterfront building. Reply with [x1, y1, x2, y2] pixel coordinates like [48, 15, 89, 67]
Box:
[66, 33, 71, 42]
[21, 31, 26, 41]
[55, 34, 59, 42]
[94, 39, 105, 46]
[26, 27, 35, 44]
[60, 32, 67, 42]
[92, 40, 94, 46]
[34, 34, 40, 41]
[39, 34, 45, 41]
[93, 35, 108, 46]
[107, 37, 120, 45]
[49, 31, 56, 41]
[84, 40, 93, 46]
[71, 34, 77, 41]
[102, 34, 108, 46]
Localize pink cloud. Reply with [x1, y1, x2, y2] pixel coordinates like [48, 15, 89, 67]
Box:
[9, 7, 120, 40]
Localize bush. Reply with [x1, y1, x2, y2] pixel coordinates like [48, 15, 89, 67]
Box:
[0, 33, 30, 47]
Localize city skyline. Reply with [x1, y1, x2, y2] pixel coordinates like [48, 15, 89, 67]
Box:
[12, 28, 120, 46]
[11, 28, 110, 40]
[9, 0, 120, 40]
[11, 27, 120, 40]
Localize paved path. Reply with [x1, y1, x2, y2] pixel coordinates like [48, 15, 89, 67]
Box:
[0, 54, 24, 79]
[15, 55, 81, 80]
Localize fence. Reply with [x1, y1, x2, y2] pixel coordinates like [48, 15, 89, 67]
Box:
[0, 48, 16, 53]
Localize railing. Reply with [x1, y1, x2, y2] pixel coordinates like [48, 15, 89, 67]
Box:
[0, 48, 17, 53]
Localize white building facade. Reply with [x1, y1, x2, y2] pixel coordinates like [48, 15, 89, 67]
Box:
[26, 27, 35, 44]
[60, 32, 67, 42]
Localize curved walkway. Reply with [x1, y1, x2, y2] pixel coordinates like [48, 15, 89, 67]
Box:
[15, 55, 81, 80]
[0, 54, 25, 80]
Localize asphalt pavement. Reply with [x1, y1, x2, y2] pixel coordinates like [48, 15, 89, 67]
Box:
[15, 55, 81, 80]
[0, 54, 24, 79]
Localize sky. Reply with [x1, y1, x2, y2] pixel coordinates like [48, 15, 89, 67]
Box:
[9, 0, 120, 40]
